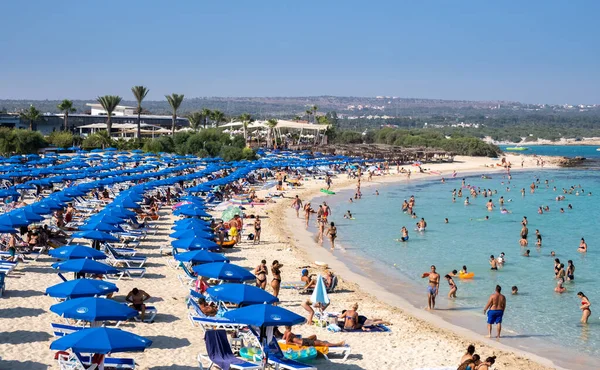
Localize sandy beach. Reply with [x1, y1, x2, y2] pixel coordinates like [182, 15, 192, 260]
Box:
[0, 153, 566, 370]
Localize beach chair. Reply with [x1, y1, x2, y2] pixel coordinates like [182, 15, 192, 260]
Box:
[51, 322, 85, 337]
[111, 267, 146, 280]
[105, 246, 147, 268]
[126, 303, 158, 323]
[56, 351, 136, 370]
[0, 260, 17, 274]
[187, 297, 246, 333]
[277, 340, 351, 361]
[263, 337, 316, 370]
[177, 263, 197, 287]
[197, 330, 260, 370]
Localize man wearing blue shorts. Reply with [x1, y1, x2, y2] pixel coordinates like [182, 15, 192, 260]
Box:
[483, 285, 506, 338]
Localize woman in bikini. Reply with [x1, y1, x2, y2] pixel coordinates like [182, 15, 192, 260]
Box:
[326, 222, 337, 250]
[271, 260, 283, 298]
[475, 356, 496, 370]
[577, 292, 591, 324]
[445, 274, 457, 298]
[254, 259, 268, 290]
[253, 216, 261, 245]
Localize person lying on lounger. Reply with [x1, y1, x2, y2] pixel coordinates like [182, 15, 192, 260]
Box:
[283, 326, 345, 347]
[198, 297, 218, 317]
[341, 303, 390, 331]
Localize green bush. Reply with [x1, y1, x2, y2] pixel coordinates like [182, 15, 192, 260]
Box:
[12, 129, 47, 154]
[143, 139, 164, 153]
[82, 131, 112, 150]
[47, 131, 74, 148]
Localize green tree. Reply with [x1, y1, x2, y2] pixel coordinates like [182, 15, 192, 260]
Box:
[19, 105, 43, 131]
[305, 109, 312, 123]
[266, 118, 278, 148]
[57, 99, 76, 131]
[131, 86, 150, 139]
[187, 112, 203, 132]
[312, 105, 318, 123]
[238, 113, 253, 145]
[82, 130, 112, 149]
[210, 110, 225, 128]
[201, 108, 212, 129]
[96, 95, 122, 136]
[13, 129, 47, 153]
[48, 131, 74, 148]
[165, 93, 185, 134]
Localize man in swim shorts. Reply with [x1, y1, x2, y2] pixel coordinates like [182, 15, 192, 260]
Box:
[422, 265, 440, 310]
[483, 285, 506, 338]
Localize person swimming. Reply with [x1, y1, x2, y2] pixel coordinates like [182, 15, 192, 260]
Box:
[343, 210, 353, 219]
[399, 226, 409, 242]
[555, 277, 567, 293]
[489, 255, 498, 270]
[523, 249, 530, 257]
[511, 286, 518, 295]
[578, 238, 587, 253]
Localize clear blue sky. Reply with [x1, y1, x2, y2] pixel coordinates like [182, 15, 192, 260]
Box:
[1, 0, 598, 104]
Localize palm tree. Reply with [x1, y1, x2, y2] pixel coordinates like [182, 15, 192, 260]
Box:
[305, 109, 312, 123]
[165, 93, 185, 134]
[238, 113, 253, 146]
[131, 86, 149, 139]
[57, 99, 76, 131]
[210, 110, 225, 128]
[266, 118, 278, 148]
[187, 112, 203, 132]
[312, 105, 318, 123]
[201, 108, 212, 129]
[19, 105, 43, 131]
[97, 95, 122, 136]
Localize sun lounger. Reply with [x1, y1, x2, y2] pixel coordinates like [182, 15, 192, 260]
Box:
[277, 340, 351, 361]
[244, 328, 316, 370]
[105, 246, 147, 268]
[131, 304, 158, 323]
[197, 330, 260, 370]
[177, 263, 197, 287]
[187, 296, 246, 333]
[51, 322, 85, 337]
[56, 351, 136, 370]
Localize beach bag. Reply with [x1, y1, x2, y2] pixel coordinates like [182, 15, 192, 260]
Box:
[247, 233, 255, 241]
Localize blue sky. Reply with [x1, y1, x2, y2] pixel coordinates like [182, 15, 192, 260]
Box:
[1, 1, 598, 104]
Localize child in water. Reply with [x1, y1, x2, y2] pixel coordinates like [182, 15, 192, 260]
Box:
[343, 210, 353, 219]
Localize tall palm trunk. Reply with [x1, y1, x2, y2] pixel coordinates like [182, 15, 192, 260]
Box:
[107, 115, 112, 136]
[137, 111, 141, 139]
[64, 112, 69, 131]
[171, 115, 176, 134]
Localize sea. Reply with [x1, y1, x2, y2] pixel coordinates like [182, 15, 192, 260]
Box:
[310, 146, 600, 369]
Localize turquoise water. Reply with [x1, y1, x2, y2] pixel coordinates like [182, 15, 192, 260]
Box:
[499, 145, 600, 162]
[317, 169, 600, 359]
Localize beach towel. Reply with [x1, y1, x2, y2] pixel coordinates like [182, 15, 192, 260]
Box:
[205, 330, 248, 370]
[341, 324, 391, 333]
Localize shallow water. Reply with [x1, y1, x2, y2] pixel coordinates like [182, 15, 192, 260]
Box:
[313, 169, 600, 360]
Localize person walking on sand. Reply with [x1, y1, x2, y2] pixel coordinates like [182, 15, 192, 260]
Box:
[253, 216, 262, 245]
[422, 265, 440, 310]
[483, 285, 506, 338]
[326, 222, 337, 250]
[291, 195, 303, 218]
[325, 174, 332, 190]
[303, 202, 315, 228]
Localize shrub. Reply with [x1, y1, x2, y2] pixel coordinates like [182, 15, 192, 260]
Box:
[47, 131, 74, 148]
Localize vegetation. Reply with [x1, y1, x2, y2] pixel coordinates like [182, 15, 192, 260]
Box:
[57, 99, 76, 131]
[265, 119, 278, 147]
[238, 113, 253, 145]
[19, 105, 43, 131]
[165, 93, 184, 134]
[334, 127, 500, 157]
[131, 86, 150, 139]
[143, 128, 256, 160]
[201, 108, 212, 129]
[96, 95, 122, 135]
[0, 128, 46, 154]
[210, 110, 226, 128]
[187, 112, 203, 132]
[82, 130, 112, 149]
[47, 131, 81, 148]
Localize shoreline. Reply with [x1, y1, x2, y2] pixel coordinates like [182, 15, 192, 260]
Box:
[275, 155, 572, 369]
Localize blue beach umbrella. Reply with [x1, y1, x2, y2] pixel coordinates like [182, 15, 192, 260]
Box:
[0, 214, 31, 227]
[72, 230, 119, 242]
[223, 303, 305, 327]
[79, 222, 125, 233]
[192, 262, 255, 282]
[50, 327, 152, 354]
[52, 259, 120, 275]
[50, 297, 138, 322]
[174, 250, 229, 264]
[0, 225, 17, 233]
[310, 274, 330, 306]
[206, 284, 278, 305]
[173, 217, 211, 228]
[46, 278, 118, 299]
[174, 206, 211, 218]
[87, 214, 125, 225]
[171, 237, 219, 251]
[49, 245, 107, 260]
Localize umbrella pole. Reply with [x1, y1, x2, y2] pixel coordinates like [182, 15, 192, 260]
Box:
[260, 326, 268, 370]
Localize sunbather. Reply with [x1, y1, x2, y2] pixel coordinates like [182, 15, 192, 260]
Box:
[198, 297, 218, 317]
[126, 288, 151, 322]
[300, 269, 316, 291]
[341, 303, 390, 331]
[283, 326, 344, 347]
